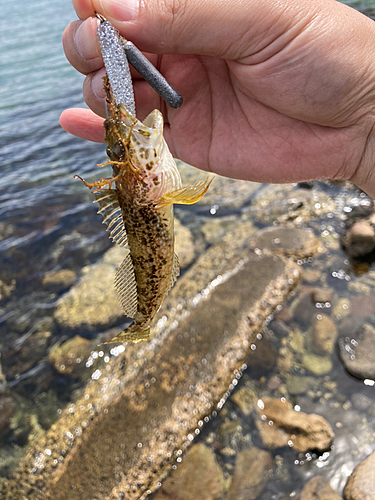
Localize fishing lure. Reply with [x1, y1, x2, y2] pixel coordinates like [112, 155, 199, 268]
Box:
[75, 15, 213, 343]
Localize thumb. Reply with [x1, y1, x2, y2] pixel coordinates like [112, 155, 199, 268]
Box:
[90, 0, 308, 59]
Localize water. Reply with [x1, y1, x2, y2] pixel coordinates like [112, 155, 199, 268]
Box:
[1, 0, 375, 497]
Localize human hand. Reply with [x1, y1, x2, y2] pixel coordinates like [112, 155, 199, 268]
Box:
[60, 0, 375, 195]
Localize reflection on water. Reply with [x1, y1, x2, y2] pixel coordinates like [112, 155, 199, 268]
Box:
[0, 0, 375, 498]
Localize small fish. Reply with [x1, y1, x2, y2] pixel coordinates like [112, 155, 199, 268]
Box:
[75, 17, 213, 343]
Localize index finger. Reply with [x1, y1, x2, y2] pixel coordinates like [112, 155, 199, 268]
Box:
[72, 0, 96, 19]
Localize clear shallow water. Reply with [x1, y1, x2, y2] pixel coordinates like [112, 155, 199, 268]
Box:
[1, 0, 375, 496]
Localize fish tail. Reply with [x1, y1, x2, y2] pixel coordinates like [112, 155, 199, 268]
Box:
[100, 326, 151, 345]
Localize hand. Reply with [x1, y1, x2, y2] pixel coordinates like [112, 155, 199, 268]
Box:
[60, 0, 375, 196]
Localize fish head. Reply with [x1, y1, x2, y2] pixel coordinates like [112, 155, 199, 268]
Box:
[127, 108, 182, 203]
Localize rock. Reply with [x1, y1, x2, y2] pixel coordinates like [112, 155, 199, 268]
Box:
[339, 324, 375, 380]
[42, 269, 76, 289]
[231, 387, 257, 416]
[5, 252, 299, 500]
[350, 294, 375, 317]
[286, 376, 317, 396]
[332, 298, 351, 319]
[53, 246, 126, 331]
[249, 226, 320, 259]
[351, 393, 373, 412]
[302, 353, 333, 376]
[174, 219, 195, 269]
[341, 221, 375, 258]
[0, 279, 16, 301]
[270, 319, 291, 337]
[247, 336, 278, 375]
[48, 336, 91, 376]
[153, 443, 224, 500]
[277, 347, 294, 374]
[256, 398, 334, 452]
[312, 288, 332, 304]
[289, 329, 304, 353]
[227, 447, 273, 500]
[267, 375, 281, 391]
[344, 451, 375, 500]
[299, 476, 341, 500]
[312, 314, 338, 354]
[0, 396, 16, 439]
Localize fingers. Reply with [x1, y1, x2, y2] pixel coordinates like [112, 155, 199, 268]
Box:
[60, 108, 106, 143]
[69, 0, 297, 59]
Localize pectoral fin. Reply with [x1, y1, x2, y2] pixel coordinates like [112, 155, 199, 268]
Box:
[94, 189, 128, 248]
[155, 177, 213, 209]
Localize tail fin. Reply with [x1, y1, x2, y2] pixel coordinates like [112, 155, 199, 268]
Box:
[100, 326, 151, 345]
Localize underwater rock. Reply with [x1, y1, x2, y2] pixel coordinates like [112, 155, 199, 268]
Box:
[350, 294, 375, 317]
[4, 252, 299, 500]
[174, 219, 195, 269]
[286, 376, 317, 396]
[312, 314, 338, 354]
[42, 269, 76, 290]
[256, 398, 334, 453]
[48, 336, 91, 376]
[341, 221, 375, 258]
[0, 396, 16, 439]
[0, 279, 16, 302]
[231, 386, 257, 416]
[298, 476, 340, 500]
[344, 451, 375, 500]
[249, 226, 320, 259]
[311, 288, 333, 304]
[226, 447, 273, 500]
[339, 323, 375, 380]
[302, 353, 333, 376]
[332, 298, 351, 319]
[53, 246, 126, 331]
[153, 443, 224, 500]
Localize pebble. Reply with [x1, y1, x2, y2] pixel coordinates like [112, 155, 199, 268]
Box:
[299, 476, 341, 500]
[341, 220, 375, 258]
[227, 447, 273, 500]
[231, 387, 257, 416]
[48, 336, 91, 376]
[302, 353, 333, 376]
[344, 451, 375, 500]
[256, 398, 334, 453]
[339, 324, 375, 380]
[312, 314, 338, 354]
[153, 443, 224, 500]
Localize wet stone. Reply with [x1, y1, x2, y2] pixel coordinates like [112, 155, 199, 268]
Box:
[42, 269, 77, 290]
[344, 451, 375, 500]
[226, 447, 273, 500]
[298, 476, 341, 500]
[302, 353, 333, 376]
[0, 396, 16, 440]
[249, 226, 320, 259]
[53, 246, 126, 331]
[339, 324, 375, 380]
[174, 219, 195, 269]
[6, 252, 299, 500]
[312, 314, 338, 355]
[153, 443, 224, 500]
[312, 288, 333, 304]
[231, 386, 257, 416]
[48, 336, 91, 376]
[350, 294, 375, 317]
[256, 398, 334, 453]
[341, 221, 375, 258]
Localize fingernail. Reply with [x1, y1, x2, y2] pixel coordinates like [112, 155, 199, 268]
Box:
[92, 70, 107, 99]
[98, 0, 138, 21]
[75, 18, 101, 60]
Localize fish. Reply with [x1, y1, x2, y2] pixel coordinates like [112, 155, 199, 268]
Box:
[75, 17, 213, 343]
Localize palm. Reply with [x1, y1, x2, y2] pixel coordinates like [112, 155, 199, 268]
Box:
[155, 53, 359, 183]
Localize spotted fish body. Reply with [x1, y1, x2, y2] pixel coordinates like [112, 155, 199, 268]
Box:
[88, 79, 212, 343]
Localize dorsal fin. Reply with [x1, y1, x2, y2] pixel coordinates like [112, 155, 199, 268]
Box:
[114, 251, 138, 318]
[94, 190, 128, 247]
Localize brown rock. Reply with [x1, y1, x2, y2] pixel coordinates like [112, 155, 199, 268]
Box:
[344, 451, 375, 500]
[231, 387, 257, 416]
[227, 447, 273, 500]
[42, 269, 76, 288]
[174, 219, 195, 269]
[339, 324, 375, 380]
[256, 398, 334, 453]
[312, 314, 338, 354]
[342, 221, 375, 258]
[312, 288, 333, 304]
[299, 476, 340, 500]
[0, 396, 16, 438]
[249, 226, 320, 259]
[48, 336, 91, 376]
[350, 294, 375, 317]
[153, 443, 224, 500]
